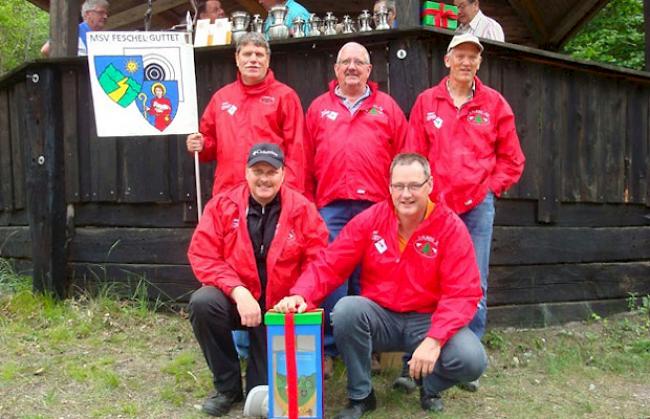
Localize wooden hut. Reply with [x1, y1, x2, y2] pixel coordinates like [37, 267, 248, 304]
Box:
[1, 1, 649, 328]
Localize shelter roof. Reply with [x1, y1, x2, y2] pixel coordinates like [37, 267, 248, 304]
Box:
[26, 0, 610, 49]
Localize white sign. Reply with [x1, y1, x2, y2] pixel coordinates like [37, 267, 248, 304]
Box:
[87, 31, 198, 137]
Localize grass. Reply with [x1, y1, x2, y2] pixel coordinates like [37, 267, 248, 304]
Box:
[0, 258, 649, 418]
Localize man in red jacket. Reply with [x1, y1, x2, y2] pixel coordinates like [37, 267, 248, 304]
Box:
[304, 42, 408, 371]
[187, 143, 328, 417]
[275, 153, 487, 418]
[406, 33, 525, 391]
[186, 32, 306, 195]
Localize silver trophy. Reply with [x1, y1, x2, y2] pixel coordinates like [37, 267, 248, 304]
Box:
[292, 16, 306, 38]
[374, 5, 390, 30]
[267, 5, 290, 40]
[358, 10, 373, 32]
[251, 14, 264, 33]
[342, 15, 355, 34]
[231, 11, 250, 44]
[307, 14, 321, 36]
[324, 12, 337, 36]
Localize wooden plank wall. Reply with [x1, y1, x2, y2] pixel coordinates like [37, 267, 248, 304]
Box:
[0, 29, 649, 327]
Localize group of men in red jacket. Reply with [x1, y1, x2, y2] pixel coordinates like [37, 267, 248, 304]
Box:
[186, 31, 525, 418]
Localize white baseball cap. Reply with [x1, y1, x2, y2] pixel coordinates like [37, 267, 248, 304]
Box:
[447, 33, 484, 53]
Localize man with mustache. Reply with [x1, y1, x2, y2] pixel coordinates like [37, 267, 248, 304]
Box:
[186, 32, 306, 196]
[275, 153, 487, 417]
[406, 33, 525, 392]
[187, 143, 328, 417]
[303, 42, 408, 378]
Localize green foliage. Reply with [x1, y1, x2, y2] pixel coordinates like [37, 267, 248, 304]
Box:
[563, 0, 645, 70]
[0, 0, 50, 75]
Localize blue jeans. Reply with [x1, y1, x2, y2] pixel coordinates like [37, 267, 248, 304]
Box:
[232, 330, 249, 359]
[460, 192, 495, 339]
[332, 296, 487, 399]
[319, 199, 374, 357]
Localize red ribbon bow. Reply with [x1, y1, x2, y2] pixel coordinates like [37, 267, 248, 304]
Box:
[423, 6, 458, 28]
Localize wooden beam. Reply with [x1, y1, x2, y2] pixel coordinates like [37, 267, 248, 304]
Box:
[105, 0, 189, 30]
[232, 0, 265, 15]
[49, 0, 80, 57]
[548, 0, 608, 47]
[396, 0, 421, 29]
[506, 0, 548, 44]
[645, 0, 650, 71]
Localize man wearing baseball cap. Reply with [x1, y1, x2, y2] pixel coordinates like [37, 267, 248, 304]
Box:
[405, 33, 525, 391]
[187, 143, 328, 417]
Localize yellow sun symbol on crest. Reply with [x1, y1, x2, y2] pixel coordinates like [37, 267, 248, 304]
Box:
[125, 60, 139, 74]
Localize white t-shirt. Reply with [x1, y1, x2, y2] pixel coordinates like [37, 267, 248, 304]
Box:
[456, 10, 505, 42]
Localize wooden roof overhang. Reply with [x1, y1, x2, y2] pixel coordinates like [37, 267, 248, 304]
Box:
[27, 0, 611, 50]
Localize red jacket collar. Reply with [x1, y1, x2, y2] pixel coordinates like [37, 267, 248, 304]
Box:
[327, 80, 379, 110]
[433, 76, 485, 101]
[236, 69, 277, 96]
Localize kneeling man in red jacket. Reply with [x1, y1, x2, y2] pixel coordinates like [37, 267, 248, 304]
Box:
[275, 153, 487, 418]
[187, 143, 328, 417]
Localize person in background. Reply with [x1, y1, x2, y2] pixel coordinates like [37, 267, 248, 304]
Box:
[454, 0, 505, 42]
[257, 0, 310, 35]
[40, 0, 110, 57]
[198, 0, 226, 22]
[187, 143, 328, 417]
[373, 0, 397, 28]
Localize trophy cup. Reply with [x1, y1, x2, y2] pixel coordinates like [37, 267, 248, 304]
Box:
[307, 14, 321, 36]
[374, 5, 390, 30]
[231, 11, 250, 43]
[292, 17, 306, 38]
[323, 12, 337, 36]
[251, 14, 264, 33]
[267, 5, 290, 40]
[342, 15, 355, 34]
[358, 10, 373, 32]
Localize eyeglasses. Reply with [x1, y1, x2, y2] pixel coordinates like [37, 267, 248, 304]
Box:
[390, 179, 429, 193]
[89, 9, 109, 17]
[336, 58, 370, 67]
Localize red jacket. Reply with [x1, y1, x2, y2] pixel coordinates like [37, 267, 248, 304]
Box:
[290, 199, 481, 346]
[188, 183, 328, 308]
[305, 81, 408, 208]
[197, 70, 306, 195]
[406, 77, 525, 214]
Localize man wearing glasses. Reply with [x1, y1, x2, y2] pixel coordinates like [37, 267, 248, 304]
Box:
[407, 33, 525, 391]
[41, 0, 110, 57]
[275, 153, 487, 418]
[303, 42, 408, 377]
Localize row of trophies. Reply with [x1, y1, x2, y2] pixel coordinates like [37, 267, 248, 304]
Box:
[231, 6, 393, 42]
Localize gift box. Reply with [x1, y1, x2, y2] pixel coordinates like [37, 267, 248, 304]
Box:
[266, 310, 324, 419]
[422, 1, 459, 30]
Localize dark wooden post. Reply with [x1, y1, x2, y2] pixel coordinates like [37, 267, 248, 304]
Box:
[24, 66, 68, 298]
[645, 0, 650, 71]
[396, 0, 422, 29]
[49, 0, 81, 57]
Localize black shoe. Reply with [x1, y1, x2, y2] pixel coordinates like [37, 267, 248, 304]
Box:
[457, 379, 480, 392]
[420, 388, 444, 413]
[202, 390, 243, 417]
[392, 359, 417, 393]
[333, 389, 377, 419]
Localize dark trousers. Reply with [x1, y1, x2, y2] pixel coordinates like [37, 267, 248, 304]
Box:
[188, 286, 267, 396]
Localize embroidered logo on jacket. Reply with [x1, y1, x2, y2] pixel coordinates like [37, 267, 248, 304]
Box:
[221, 101, 237, 115]
[426, 111, 443, 129]
[232, 218, 239, 229]
[368, 105, 384, 115]
[467, 110, 490, 125]
[321, 110, 338, 121]
[371, 230, 388, 254]
[260, 95, 276, 105]
[414, 235, 439, 258]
